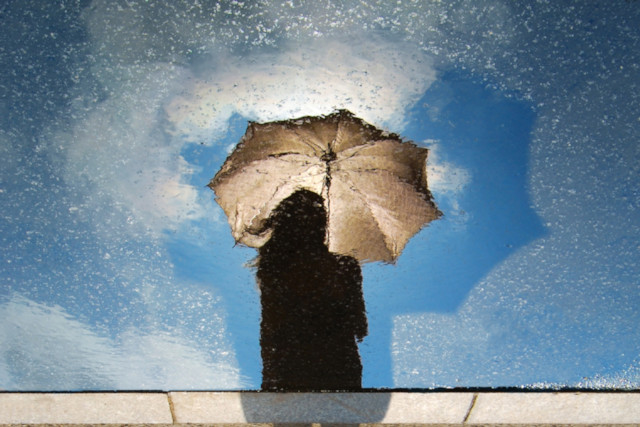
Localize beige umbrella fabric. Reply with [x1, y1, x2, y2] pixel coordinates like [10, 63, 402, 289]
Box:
[209, 110, 440, 263]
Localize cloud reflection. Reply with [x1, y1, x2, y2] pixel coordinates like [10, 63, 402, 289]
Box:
[166, 37, 437, 140]
[0, 295, 246, 390]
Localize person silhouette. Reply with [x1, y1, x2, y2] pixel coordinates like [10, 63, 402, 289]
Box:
[256, 189, 368, 391]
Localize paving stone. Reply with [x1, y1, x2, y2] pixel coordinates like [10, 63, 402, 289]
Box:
[467, 392, 640, 425]
[380, 392, 474, 424]
[169, 391, 473, 424]
[170, 391, 245, 424]
[3, 391, 639, 425]
[0, 392, 173, 425]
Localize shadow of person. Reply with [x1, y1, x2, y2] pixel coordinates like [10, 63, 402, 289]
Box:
[255, 189, 368, 391]
[241, 190, 391, 425]
[240, 391, 391, 425]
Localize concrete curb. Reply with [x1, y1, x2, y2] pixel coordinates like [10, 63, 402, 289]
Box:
[0, 391, 638, 425]
[0, 393, 172, 425]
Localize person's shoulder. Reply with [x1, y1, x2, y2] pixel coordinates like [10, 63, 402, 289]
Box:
[334, 253, 358, 264]
[334, 254, 361, 274]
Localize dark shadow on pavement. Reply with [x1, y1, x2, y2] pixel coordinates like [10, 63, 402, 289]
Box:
[241, 391, 391, 425]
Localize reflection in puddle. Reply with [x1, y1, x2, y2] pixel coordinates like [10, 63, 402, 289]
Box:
[2, 0, 639, 391]
[210, 112, 439, 389]
[257, 190, 366, 390]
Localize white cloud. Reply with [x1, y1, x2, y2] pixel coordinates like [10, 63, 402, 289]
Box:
[391, 228, 640, 388]
[58, 32, 437, 239]
[425, 141, 470, 196]
[59, 62, 209, 238]
[392, 311, 491, 387]
[61, 0, 445, 241]
[0, 294, 246, 390]
[113, 328, 245, 390]
[423, 140, 471, 228]
[165, 37, 437, 142]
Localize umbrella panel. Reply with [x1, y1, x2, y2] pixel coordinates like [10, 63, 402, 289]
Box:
[210, 111, 440, 263]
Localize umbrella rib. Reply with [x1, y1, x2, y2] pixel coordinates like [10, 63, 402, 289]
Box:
[267, 151, 302, 159]
[323, 169, 331, 244]
[292, 128, 327, 156]
[332, 171, 394, 256]
[260, 161, 327, 223]
[350, 168, 432, 201]
[334, 145, 369, 163]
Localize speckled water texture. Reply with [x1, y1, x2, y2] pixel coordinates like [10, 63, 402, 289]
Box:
[1, 1, 639, 390]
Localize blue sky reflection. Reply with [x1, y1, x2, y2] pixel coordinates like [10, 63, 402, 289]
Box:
[1, 0, 639, 390]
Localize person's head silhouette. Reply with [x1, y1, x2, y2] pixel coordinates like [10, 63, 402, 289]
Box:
[265, 189, 327, 248]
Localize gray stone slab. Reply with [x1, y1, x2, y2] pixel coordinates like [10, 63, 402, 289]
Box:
[169, 391, 474, 424]
[467, 392, 640, 425]
[0, 392, 173, 425]
[3, 391, 639, 425]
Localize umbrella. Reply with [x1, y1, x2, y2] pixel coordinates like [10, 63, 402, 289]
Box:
[209, 110, 441, 263]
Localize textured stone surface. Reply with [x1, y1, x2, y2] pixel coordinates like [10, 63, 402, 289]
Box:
[169, 391, 245, 424]
[2, 391, 640, 425]
[169, 391, 473, 424]
[0, 393, 172, 425]
[467, 392, 640, 425]
[381, 392, 474, 424]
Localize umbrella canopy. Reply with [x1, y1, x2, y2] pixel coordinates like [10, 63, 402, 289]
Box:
[209, 110, 440, 263]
